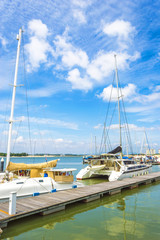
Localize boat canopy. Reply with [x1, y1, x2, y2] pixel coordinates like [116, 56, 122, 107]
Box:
[108, 146, 122, 154]
[6, 159, 58, 172]
[46, 168, 77, 172]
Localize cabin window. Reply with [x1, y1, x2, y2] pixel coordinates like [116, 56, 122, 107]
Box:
[16, 182, 24, 184]
[39, 180, 44, 183]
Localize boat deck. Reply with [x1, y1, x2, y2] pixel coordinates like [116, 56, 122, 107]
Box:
[0, 171, 160, 229]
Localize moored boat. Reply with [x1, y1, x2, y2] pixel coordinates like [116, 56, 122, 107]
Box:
[0, 167, 81, 201]
[0, 29, 83, 201]
[109, 158, 152, 181]
[77, 55, 152, 182]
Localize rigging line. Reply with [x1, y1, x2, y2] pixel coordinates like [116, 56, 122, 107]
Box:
[15, 178, 51, 194]
[121, 95, 133, 154]
[34, 120, 46, 154]
[39, 106, 59, 154]
[103, 123, 112, 152]
[106, 101, 118, 144]
[99, 72, 116, 153]
[121, 99, 133, 154]
[22, 32, 32, 155]
[0, 92, 12, 152]
[12, 120, 22, 152]
[117, 72, 133, 154]
[1, 58, 19, 154]
[144, 130, 151, 153]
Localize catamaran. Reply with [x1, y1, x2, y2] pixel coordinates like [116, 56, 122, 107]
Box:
[77, 55, 152, 181]
[0, 29, 83, 201]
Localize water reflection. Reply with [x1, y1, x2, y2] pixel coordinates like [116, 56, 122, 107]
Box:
[1, 182, 160, 240]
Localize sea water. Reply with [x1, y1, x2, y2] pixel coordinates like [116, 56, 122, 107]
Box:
[1, 156, 160, 240]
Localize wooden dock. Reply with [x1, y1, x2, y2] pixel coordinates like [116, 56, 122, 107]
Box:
[0, 171, 160, 230]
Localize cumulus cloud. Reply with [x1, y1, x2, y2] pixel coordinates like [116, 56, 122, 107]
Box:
[54, 34, 89, 68]
[98, 83, 137, 102]
[25, 19, 54, 71]
[103, 19, 135, 40]
[87, 51, 140, 83]
[53, 30, 139, 91]
[67, 68, 92, 91]
[103, 20, 135, 49]
[24, 19, 140, 92]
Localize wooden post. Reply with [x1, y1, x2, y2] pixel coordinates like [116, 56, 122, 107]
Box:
[9, 192, 16, 215]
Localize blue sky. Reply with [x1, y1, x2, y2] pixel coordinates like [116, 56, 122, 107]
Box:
[0, 0, 160, 154]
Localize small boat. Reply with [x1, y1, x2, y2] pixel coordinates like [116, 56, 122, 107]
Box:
[0, 167, 81, 201]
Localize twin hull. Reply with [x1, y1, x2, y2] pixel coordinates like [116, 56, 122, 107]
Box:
[77, 164, 152, 182]
[76, 165, 110, 180]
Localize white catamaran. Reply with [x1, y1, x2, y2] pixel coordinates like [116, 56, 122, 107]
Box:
[77, 55, 152, 181]
[0, 29, 82, 201]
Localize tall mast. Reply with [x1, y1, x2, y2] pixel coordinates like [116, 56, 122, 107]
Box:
[114, 55, 122, 158]
[6, 28, 22, 169]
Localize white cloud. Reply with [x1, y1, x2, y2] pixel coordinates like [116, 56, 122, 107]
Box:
[24, 20, 139, 92]
[103, 20, 135, 50]
[2, 130, 18, 136]
[73, 9, 86, 24]
[134, 91, 160, 104]
[0, 35, 7, 47]
[109, 123, 149, 132]
[103, 19, 135, 40]
[15, 136, 24, 143]
[53, 138, 64, 143]
[71, 0, 92, 24]
[23, 116, 78, 130]
[54, 34, 89, 68]
[94, 123, 103, 129]
[72, 0, 92, 8]
[28, 19, 49, 38]
[26, 82, 71, 98]
[25, 19, 54, 71]
[67, 68, 92, 91]
[87, 51, 140, 83]
[98, 83, 137, 102]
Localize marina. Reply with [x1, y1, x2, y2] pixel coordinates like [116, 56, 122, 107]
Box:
[0, 1, 160, 239]
[0, 171, 160, 231]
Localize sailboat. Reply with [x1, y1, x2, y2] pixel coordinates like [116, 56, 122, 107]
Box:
[0, 29, 82, 201]
[77, 55, 152, 181]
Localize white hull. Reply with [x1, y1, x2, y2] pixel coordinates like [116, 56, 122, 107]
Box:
[0, 177, 82, 201]
[76, 165, 110, 180]
[109, 165, 152, 181]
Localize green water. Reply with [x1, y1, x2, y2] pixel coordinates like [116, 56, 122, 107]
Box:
[1, 158, 160, 239]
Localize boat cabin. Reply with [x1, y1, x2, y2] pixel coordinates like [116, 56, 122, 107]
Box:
[43, 168, 76, 183]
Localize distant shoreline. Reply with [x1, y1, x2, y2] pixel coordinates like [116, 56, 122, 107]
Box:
[0, 155, 84, 158]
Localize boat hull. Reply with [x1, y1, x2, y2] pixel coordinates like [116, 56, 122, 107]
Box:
[0, 177, 83, 201]
[76, 165, 109, 180]
[109, 165, 152, 181]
